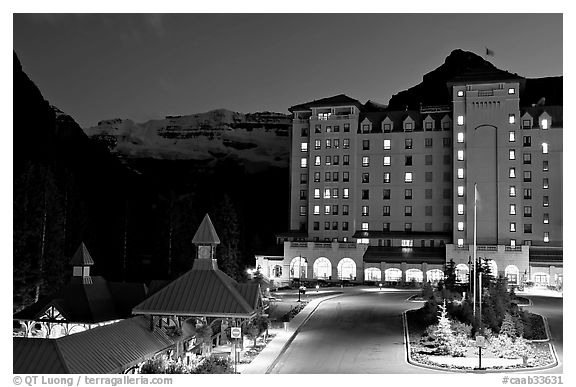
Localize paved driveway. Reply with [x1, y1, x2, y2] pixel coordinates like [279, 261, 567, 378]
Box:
[269, 288, 445, 373]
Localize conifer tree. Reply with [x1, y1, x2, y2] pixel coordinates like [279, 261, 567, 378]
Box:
[435, 299, 454, 355]
[500, 312, 517, 337]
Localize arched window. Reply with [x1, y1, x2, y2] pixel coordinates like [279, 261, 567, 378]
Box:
[384, 268, 402, 282]
[337, 258, 356, 280]
[290, 256, 308, 279]
[504, 265, 519, 285]
[364, 267, 381, 282]
[313, 257, 332, 279]
[406, 269, 423, 282]
[426, 269, 444, 283]
[455, 264, 469, 283]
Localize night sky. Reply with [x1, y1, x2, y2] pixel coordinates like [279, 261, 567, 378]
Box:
[13, 13, 562, 128]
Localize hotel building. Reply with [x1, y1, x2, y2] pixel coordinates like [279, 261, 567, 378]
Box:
[257, 66, 562, 289]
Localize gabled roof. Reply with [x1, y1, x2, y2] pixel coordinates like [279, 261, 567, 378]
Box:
[14, 277, 147, 324]
[14, 316, 182, 374]
[360, 110, 451, 133]
[192, 214, 221, 245]
[70, 243, 94, 266]
[520, 106, 563, 128]
[132, 258, 260, 318]
[289, 94, 363, 112]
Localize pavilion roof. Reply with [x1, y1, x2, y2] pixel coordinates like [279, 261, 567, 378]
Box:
[132, 258, 260, 318]
[191, 214, 221, 245]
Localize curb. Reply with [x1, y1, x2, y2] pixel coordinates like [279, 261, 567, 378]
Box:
[264, 293, 345, 374]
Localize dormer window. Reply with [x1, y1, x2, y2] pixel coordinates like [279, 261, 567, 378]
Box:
[362, 124, 371, 133]
[404, 122, 413, 132]
[425, 121, 433, 131]
[541, 118, 549, 129]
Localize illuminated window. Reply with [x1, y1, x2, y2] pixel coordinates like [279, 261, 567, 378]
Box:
[510, 239, 516, 248]
[458, 186, 464, 197]
[314, 172, 320, 182]
[300, 206, 307, 216]
[542, 143, 549, 154]
[314, 156, 321, 166]
[313, 205, 320, 215]
[543, 160, 549, 171]
[343, 139, 350, 149]
[325, 205, 330, 215]
[362, 206, 369, 216]
[541, 119, 548, 129]
[301, 142, 308, 152]
[383, 139, 391, 150]
[383, 206, 390, 216]
[314, 139, 321, 150]
[383, 156, 391, 166]
[543, 178, 549, 189]
[343, 188, 349, 199]
[323, 188, 331, 199]
[326, 126, 332, 133]
[457, 115, 464, 125]
[509, 114, 516, 124]
[457, 132, 464, 143]
[543, 213, 549, 224]
[510, 204, 516, 215]
[457, 150, 464, 161]
[509, 186, 516, 197]
[361, 222, 369, 231]
[458, 222, 464, 231]
[362, 124, 370, 133]
[543, 196, 549, 207]
[508, 88, 515, 94]
[318, 112, 331, 120]
[362, 173, 369, 183]
[334, 139, 340, 148]
[405, 223, 412, 231]
[509, 150, 515, 160]
[457, 168, 464, 179]
[325, 156, 331, 165]
[405, 206, 413, 216]
[405, 172, 413, 183]
[544, 232, 550, 243]
[404, 122, 413, 131]
[401, 239, 413, 247]
[300, 158, 308, 168]
[457, 238, 464, 246]
[332, 188, 338, 198]
[509, 168, 516, 178]
[457, 204, 464, 215]
[457, 90, 464, 97]
[383, 123, 391, 132]
[509, 131, 515, 142]
[383, 172, 391, 183]
[510, 222, 516, 232]
[326, 139, 332, 148]
[362, 156, 370, 167]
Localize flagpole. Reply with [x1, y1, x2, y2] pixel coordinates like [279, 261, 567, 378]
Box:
[473, 183, 477, 318]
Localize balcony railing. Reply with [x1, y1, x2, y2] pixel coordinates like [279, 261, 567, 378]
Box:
[505, 246, 523, 252]
[477, 245, 498, 251]
[477, 90, 494, 97]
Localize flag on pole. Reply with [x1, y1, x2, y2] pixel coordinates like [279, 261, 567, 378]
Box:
[485, 47, 495, 57]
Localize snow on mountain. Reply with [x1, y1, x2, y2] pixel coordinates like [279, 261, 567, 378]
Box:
[83, 109, 291, 170]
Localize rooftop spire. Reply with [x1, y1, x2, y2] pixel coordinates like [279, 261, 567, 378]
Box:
[70, 243, 94, 266]
[192, 214, 221, 245]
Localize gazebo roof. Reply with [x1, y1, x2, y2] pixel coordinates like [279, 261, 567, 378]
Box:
[132, 258, 260, 318]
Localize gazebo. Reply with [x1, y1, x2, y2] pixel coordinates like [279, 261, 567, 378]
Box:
[132, 214, 263, 357]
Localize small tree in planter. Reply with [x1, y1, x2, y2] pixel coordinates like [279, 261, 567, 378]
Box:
[421, 281, 434, 300]
[192, 355, 234, 374]
[194, 324, 213, 357]
[512, 336, 534, 366]
[434, 300, 453, 355]
[500, 313, 517, 338]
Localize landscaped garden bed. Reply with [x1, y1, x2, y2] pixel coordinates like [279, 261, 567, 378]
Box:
[405, 261, 556, 371]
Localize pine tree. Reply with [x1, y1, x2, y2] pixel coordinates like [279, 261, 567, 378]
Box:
[213, 195, 242, 281]
[500, 312, 517, 337]
[435, 300, 454, 355]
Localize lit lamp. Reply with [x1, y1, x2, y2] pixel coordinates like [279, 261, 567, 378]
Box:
[379, 283, 383, 291]
[316, 284, 319, 292]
